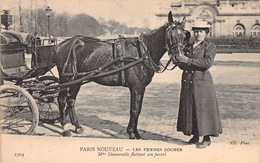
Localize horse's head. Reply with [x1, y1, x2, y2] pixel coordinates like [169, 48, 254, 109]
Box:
[165, 11, 190, 64]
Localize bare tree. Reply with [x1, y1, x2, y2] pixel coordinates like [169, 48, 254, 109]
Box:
[17, 0, 24, 32]
[36, 8, 48, 36]
[53, 12, 70, 37]
[67, 13, 105, 37]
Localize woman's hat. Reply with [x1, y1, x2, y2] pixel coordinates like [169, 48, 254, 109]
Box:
[192, 20, 211, 30]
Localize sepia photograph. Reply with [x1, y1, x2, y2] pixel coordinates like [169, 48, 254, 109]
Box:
[0, 0, 260, 162]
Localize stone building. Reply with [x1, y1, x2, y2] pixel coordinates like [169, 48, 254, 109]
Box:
[156, 0, 260, 37]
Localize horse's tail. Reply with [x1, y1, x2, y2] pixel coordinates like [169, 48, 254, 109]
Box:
[70, 39, 85, 75]
[52, 43, 62, 64]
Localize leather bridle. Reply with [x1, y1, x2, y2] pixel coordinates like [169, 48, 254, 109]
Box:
[140, 23, 188, 73]
[161, 23, 188, 72]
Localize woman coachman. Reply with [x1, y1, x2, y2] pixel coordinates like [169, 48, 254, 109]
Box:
[176, 20, 222, 149]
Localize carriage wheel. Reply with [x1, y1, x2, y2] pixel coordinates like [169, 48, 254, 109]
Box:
[36, 76, 60, 123]
[0, 85, 39, 135]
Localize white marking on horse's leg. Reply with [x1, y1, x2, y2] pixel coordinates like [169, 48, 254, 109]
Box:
[63, 124, 70, 131]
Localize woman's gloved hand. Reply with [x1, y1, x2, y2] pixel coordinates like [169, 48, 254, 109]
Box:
[176, 55, 189, 63]
[169, 55, 179, 64]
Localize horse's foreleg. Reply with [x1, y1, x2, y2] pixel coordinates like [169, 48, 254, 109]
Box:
[127, 87, 145, 139]
[67, 84, 84, 134]
[58, 88, 71, 136]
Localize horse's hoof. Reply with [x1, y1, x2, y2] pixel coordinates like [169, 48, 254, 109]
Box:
[135, 134, 141, 140]
[129, 133, 136, 139]
[63, 130, 72, 137]
[129, 135, 141, 140]
[75, 127, 84, 134]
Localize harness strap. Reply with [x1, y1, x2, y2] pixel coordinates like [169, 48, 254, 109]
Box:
[60, 56, 138, 77]
[139, 37, 178, 73]
[118, 36, 126, 86]
[59, 33, 180, 81]
[112, 43, 116, 60]
[41, 57, 143, 91]
[136, 39, 143, 59]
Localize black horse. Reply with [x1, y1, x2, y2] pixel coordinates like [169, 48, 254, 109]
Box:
[53, 11, 190, 138]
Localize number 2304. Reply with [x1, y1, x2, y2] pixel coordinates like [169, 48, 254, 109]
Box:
[14, 153, 24, 157]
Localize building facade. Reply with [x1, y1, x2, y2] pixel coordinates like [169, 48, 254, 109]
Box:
[156, 0, 260, 37]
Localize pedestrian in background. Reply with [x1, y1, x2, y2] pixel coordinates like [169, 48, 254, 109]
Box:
[176, 20, 222, 149]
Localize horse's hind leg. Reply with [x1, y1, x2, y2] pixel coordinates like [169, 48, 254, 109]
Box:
[58, 88, 71, 136]
[127, 87, 145, 139]
[67, 84, 84, 134]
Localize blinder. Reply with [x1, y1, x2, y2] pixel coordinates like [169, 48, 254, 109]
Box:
[165, 22, 190, 64]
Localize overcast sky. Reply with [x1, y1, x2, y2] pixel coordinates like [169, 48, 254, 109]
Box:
[1, 0, 175, 28]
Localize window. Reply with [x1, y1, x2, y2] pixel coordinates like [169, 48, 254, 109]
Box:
[233, 24, 245, 37]
[251, 24, 260, 37]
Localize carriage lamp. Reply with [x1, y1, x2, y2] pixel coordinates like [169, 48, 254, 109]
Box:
[1, 10, 13, 30]
[45, 6, 52, 35]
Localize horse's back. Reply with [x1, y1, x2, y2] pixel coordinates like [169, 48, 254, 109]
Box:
[84, 37, 153, 87]
[53, 36, 103, 69]
[54, 36, 153, 87]
[82, 37, 140, 70]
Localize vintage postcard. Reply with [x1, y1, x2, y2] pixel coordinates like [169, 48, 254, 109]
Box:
[1, 0, 260, 162]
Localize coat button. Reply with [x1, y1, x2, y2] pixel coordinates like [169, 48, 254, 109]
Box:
[183, 80, 187, 83]
[185, 71, 188, 73]
[191, 71, 194, 74]
[190, 81, 193, 83]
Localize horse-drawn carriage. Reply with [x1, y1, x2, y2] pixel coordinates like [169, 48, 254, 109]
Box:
[0, 31, 60, 134]
[1, 12, 188, 138]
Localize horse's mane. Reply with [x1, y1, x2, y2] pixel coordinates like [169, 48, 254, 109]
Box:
[142, 24, 168, 56]
[144, 25, 165, 37]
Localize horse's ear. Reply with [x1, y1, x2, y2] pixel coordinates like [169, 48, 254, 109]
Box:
[181, 17, 186, 27]
[168, 11, 173, 24]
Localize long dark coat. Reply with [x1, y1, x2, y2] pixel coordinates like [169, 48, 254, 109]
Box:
[176, 40, 222, 136]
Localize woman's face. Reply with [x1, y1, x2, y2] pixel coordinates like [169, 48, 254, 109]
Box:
[193, 29, 207, 42]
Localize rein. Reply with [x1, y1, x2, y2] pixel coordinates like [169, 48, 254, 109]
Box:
[138, 37, 161, 72]
[138, 24, 184, 74]
[139, 38, 177, 73]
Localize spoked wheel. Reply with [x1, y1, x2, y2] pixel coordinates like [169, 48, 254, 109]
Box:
[0, 85, 39, 135]
[36, 76, 60, 123]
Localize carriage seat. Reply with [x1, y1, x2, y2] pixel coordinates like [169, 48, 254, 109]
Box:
[1, 32, 31, 79]
[1, 52, 31, 79]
